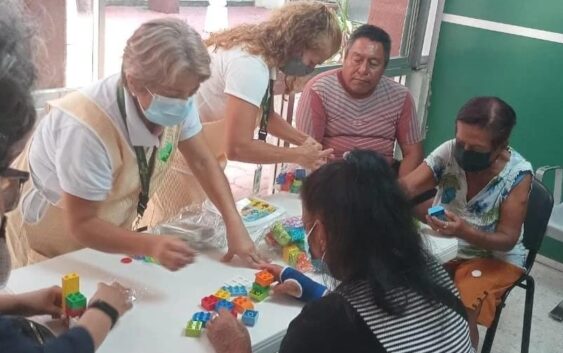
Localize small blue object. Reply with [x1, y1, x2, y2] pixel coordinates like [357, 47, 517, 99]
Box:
[295, 169, 307, 180]
[242, 310, 259, 327]
[215, 299, 234, 313]
[288, 228, 305, 242]
[223, 285, 248, 297]
[276, 174, 286, 185]
[428, 205, 447, 221]
[192, 311, 212, 327]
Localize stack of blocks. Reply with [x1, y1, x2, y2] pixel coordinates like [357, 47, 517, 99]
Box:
[186, 270, 273, 337]
[275, 168, 307, 193]
[267, 217, 313, 272]
[62, 273, 87, 318]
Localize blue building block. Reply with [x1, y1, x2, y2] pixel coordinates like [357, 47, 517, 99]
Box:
[295, 169, 307, 180]
[428, 205, 447, 221]
[192, 311, 212, 327]
[215, 299, 234, 313]
[223, 285, 248, 297]
[242, 310, 259, 327]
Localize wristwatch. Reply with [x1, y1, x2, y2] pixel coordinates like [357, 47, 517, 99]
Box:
[88, 300, 119, 328]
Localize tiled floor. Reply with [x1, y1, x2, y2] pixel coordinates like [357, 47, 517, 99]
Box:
[477, 258, 563, 353]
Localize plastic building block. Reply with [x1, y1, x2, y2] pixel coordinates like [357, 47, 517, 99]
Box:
[249, 287, 269, 302]
[65, 292, 87, 310]
[65, 307, 85, 318]
[185, 320, 203, 337]
[255, 270, 274, 287]
[215, 299, 234, 313]
[252, 282, 269, 292]
[275, 173, 286, 185]
[201, 295, 218, 311]
[242, 310, 259, 327]
[283, 245, 301, 265]
[158, 142, 173, 162]
[288, 227, 305, 242]
[232, 296, 254, 314]
[62, 273, 80, 310]
[213, 288, 231, 300]
[428, 205, 447, 221]
[223, 285, 247, 297]
[295, 169, 307, 180]
[290, 180, 302, 193]
[192, 311, 212, 327]
[272, 222, 291, 246]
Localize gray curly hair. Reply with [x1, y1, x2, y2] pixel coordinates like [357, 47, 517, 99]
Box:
[0, 0, 38, 172]
[122, 18, 211, 89]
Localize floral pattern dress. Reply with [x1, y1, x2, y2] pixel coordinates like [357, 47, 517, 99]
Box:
[425, 139, 533, 267]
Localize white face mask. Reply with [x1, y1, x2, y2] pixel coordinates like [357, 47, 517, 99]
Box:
[0, 218, 11, 287]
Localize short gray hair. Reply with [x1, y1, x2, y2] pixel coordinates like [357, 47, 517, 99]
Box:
[122, 18, 211, 88]
[0, 0, 38, 171]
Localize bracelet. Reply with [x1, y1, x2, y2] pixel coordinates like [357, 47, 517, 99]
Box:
[88, 300, 119, 329]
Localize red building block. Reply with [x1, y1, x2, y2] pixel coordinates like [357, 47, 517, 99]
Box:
[201, 295, 218, 311]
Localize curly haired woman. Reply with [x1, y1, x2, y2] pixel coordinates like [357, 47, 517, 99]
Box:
[146, 1, 342, 266]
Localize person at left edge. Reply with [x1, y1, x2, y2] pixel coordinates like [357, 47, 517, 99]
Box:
[5, 18, 263, 270]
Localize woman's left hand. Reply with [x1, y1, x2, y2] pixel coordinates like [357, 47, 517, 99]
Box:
[16, 286, 63, 318]
[222, 222, 269, 268]
[426, 210, 468, 238]
[207, 309, 252, 353]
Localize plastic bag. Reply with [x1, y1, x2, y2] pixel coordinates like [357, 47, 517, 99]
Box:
[255, 216, 314, 272]
[274, 164, 308, 194]
[149, 202, 227, 250]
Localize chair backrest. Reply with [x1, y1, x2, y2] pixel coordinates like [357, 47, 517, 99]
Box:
[522, 178, 554, 270]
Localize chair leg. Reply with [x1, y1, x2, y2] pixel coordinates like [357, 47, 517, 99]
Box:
[521, 277, 535, 353]
[481, 305, 503, 353]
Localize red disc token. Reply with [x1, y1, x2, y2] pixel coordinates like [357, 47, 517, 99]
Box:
[121, 257, 133, 264]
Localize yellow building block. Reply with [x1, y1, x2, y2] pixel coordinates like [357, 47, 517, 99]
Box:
[62, 273, 79, 309]
[282, 245, 300, 264]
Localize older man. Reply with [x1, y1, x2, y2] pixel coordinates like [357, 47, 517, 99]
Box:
[297, 25, 423, 176]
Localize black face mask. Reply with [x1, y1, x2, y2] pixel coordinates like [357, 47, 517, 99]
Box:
[454, 142, 492, 172]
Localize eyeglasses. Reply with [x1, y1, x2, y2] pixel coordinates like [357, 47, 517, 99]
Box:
[1, 168, 29, 213]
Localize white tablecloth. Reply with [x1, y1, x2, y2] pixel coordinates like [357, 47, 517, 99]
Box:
[5, 193, 457, 353]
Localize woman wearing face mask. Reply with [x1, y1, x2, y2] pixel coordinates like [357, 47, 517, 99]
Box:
[0, 2, 132, 351]
[144, 1, 341, 236]
[5, 18, 257, 270]
[205, 150, 474, 353]
[402, 96, 532, 348]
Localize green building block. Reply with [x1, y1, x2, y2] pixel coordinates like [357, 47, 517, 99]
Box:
[252, 282, 269, 292]
[65, 292, 87, 310]
[185, 320, 203, 337]
[249, 287, 268, 302]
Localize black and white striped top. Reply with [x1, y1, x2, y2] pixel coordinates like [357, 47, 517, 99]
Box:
[280, 262, 474, 353]
[338, 262, 474, 353]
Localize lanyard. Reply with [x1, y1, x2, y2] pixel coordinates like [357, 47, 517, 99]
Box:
[116, 82, 157, 220]
[258, 79, 274, 141]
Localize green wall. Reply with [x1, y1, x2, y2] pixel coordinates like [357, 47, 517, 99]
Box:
[425, 1, 563, 262]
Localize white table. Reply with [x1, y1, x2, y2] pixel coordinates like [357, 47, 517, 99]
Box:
[6, 193, 457, 353]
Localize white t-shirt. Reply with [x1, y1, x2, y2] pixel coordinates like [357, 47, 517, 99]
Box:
[196, 46, 272, 123]
[21, 74, 202, 223]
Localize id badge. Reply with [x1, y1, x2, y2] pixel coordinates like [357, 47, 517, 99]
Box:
[253, 164, 263, 195]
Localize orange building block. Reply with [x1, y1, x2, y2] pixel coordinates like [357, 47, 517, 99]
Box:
[255, 270, 274, 287]
[232, 296, 254, 314]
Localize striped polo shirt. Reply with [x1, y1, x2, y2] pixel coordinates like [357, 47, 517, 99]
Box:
[296, 69, 423, 161]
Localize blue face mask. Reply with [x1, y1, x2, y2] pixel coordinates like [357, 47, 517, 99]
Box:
[280, 58, 315, 77]
[305, 221, 329, 273]
[143, 89, 192, 127]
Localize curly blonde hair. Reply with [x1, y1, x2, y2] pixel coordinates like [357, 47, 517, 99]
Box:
[206, 1, 342, 68]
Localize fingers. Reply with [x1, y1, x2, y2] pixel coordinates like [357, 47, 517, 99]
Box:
[273, 280, 301, 298]
[318, 148, 334, 159]
[259, 263, 283, 279]
[221, 250, 234, 263]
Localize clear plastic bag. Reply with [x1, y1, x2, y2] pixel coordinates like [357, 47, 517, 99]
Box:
[149, 202, 227, 250]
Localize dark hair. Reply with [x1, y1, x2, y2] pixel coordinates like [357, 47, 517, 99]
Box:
[301, 150, 454, 314]
[0, 0, 37, 172]
[346, 24, 391, 66]
[456, 96, 516, 148]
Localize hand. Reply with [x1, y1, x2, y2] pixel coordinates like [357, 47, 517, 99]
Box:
[295, 143, 334, 170]
[302, 136, 322, 150]
[148, 235, 196, 271]
[425, 210, 468, 238]
[15, 286, 63, 318]
[260, 264, 302, 298]
[207, 309, 251, 353]
[89, 282, 133, 317]
[222, 222, 269, 268]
